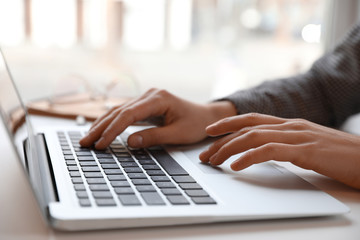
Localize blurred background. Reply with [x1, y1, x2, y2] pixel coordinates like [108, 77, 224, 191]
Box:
[1, 0, 360, 104]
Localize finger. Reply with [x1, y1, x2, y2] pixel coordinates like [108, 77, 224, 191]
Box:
[230, 143, 301, 171]
[206, 113, 287, 136]
[89, 105, 120, 131]
[79, 113, 118, 147]
[80, 89, 161, 147]
[199, 131, 239, 163]
[200, 122, 301, 163]
[89, 88, 156, 131]
[208, 130, 306, 166]
[94, 95, 169, 149]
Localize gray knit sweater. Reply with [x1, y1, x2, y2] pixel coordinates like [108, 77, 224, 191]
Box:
[221, 23, 360, 128]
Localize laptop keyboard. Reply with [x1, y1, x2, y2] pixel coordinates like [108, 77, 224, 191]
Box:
[57, 131, 217, 207]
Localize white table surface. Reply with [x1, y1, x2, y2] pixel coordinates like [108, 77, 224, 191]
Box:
[1, 116, 360, 240]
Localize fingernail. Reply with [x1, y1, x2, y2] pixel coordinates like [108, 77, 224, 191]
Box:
[129, 135, 143, 148]
[230, 162, 238, 170]
[209, 154, 217, 165]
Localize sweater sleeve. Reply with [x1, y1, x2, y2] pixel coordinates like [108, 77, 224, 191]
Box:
[219, 23, 360, 128]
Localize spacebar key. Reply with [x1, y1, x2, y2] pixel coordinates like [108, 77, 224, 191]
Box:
[149, 149, 188, 176]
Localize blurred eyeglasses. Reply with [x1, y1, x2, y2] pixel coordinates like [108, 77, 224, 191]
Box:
[48, 72, 140, 110]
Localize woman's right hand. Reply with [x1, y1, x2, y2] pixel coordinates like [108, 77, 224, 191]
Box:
[80, 88, 237, 149]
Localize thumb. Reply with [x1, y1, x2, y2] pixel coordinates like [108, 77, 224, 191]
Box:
[127, 126, 179, 148]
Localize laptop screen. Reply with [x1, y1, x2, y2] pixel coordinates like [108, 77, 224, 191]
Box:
[0, 49, 50, 208]
[0, 49, 28, 162]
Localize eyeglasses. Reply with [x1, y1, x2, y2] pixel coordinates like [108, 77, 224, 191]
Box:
[27, 71, 140, 122]
[49, 72, 140, 109]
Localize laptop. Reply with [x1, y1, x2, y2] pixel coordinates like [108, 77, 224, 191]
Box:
[0, 48, 349, 231]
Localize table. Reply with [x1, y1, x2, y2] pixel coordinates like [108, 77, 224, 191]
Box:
[1, 116, 360, 240]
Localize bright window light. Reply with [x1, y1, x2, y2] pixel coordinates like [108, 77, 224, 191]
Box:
[301, 24, 321, 43]
[32, 0, 76, 48]
[123, 0, 165, 51]
[0, 0, 24, 46]
[168, 0, 192, 50]
[82, 0, 107, 48]
[240, 8, 261, 29]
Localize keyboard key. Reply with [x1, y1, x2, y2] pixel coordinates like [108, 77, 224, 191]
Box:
[94, 150, 111, 154]
[78, 156, 95, 161]
[131, 149, 147, 155]
[114, 187, 135, 195]
[127, 173, 147, 179]
[124, 167, 143, 173]
[191, 197, 216, 205]
[118, 194, 141, 206]
[116, 157, 134, 162]
[185, 190, 209, 197]
[74, 184, 86, 191]
[149, 149, 188, 176]
[87, 178, 106, 184]
[68, 166, 79, 171]
[172, 176, 196, 183]
[110, 181, 130, 187]
[76, 152, 93, 156]
[79, 199, 91, 207]
[179, 183, 202, 190]
[71, 177, 83, 184]
[66, 160, 77, 166]
[79, 162, 98, 166]
[92, 191, 113, 199]
[64, 155, 75, 160]
[167, 195, 190, 205]
[132, 179, 152, 185]
[76, 191, 89, 199]
[96, 199, 116, 206]
[107, 175, 127, 181]
[84, 172, 103, 178]
[114, 153, 132, 158]
[82, 167, 100, 172]
[134, 155, 152, 160]
[136, 185, 156, 192]
[120, 162, 138, 167]
[98, 159, 116, 164]
[96, 154, 113, 158]
[69, 171, 81, 177]
[104, 169, 123, 175]
[146, 170, 165, 176]
[156, 182, 176, 188]
[89, 184, 109, 191]
[110, 144, 126, 150]
[111, 148, 128, 152]
[161, 188, 182, 195]
[141, 192, 166, 205]
[62, 151, 73, 155]
[142, 165, 161, 170]
[101, 164, 119, 169]
[151, 176, 171, 182]
[138, 159, 156, 165]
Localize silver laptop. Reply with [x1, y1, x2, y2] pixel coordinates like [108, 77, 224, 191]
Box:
[0, 48, 349, 231]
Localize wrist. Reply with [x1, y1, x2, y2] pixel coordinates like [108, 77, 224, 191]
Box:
[207, 101, 237, 123]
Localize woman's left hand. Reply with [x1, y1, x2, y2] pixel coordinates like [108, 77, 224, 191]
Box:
[199, 113, 360, 189]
